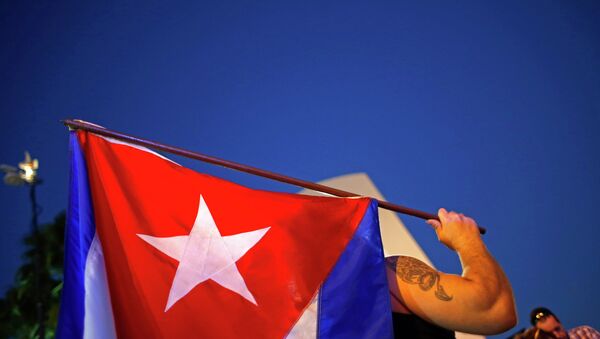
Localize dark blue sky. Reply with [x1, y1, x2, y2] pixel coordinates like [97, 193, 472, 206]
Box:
[1, 1, 599, 336]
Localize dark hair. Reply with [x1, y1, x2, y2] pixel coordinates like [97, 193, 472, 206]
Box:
[529, 307, 558, 325]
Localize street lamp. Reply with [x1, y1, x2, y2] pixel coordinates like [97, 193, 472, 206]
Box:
[1, 151, 45, 338]
[1, 151, 39, 185]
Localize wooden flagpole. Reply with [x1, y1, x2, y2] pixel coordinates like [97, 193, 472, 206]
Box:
[63, 119, 486, 234]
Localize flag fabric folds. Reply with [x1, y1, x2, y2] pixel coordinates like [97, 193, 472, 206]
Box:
[57, 131, 393, 338]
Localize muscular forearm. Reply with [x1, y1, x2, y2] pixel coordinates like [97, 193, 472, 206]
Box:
[458, 241, 504, 305]
[455, 240, 516, 332]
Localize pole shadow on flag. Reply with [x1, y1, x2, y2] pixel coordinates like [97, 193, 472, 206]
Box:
[57, 131, 393, 339]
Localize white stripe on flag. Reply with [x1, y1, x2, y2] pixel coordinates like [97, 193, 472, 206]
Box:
[83, 233, 117, 339]
[286, 292, 319, 338]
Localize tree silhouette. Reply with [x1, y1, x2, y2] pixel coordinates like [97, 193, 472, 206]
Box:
[0, 212, 65, 338]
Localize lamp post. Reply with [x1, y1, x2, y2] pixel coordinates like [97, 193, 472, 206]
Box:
[1, 152, 44, 338]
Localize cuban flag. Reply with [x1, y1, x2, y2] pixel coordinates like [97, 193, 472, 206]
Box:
[57, 130, 392, 338]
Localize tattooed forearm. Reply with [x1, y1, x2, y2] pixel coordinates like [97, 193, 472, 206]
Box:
[386, 256, 453, 301]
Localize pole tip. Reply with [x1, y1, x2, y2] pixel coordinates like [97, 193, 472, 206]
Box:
[62, 119, 106, 131]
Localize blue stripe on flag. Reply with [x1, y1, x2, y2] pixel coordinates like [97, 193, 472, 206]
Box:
[318, 200, 393, 339]
[56, 132, 97, 339]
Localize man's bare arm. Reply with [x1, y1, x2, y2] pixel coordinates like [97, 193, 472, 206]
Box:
[387, 209, 517, 335]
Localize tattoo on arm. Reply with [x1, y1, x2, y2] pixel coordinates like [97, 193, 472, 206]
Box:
[386, 256, 453, 301]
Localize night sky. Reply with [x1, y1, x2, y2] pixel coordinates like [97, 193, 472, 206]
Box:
[1, 1, 599, 337]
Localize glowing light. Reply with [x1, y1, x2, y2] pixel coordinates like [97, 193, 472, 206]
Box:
[18, 152, 39, 184]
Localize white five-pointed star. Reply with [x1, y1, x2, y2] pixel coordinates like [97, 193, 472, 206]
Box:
[137, 195, 270, 311]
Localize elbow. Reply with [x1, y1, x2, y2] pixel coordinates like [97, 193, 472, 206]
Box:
[476, 274, 518, 333]
[505, 312, 518, 331]
[467, 283, 517, 334]
[480, 292, 518, 334]
[492, 284, 518, 333]
[500, 298, 518, 331]
[494, 302, 517, 333]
